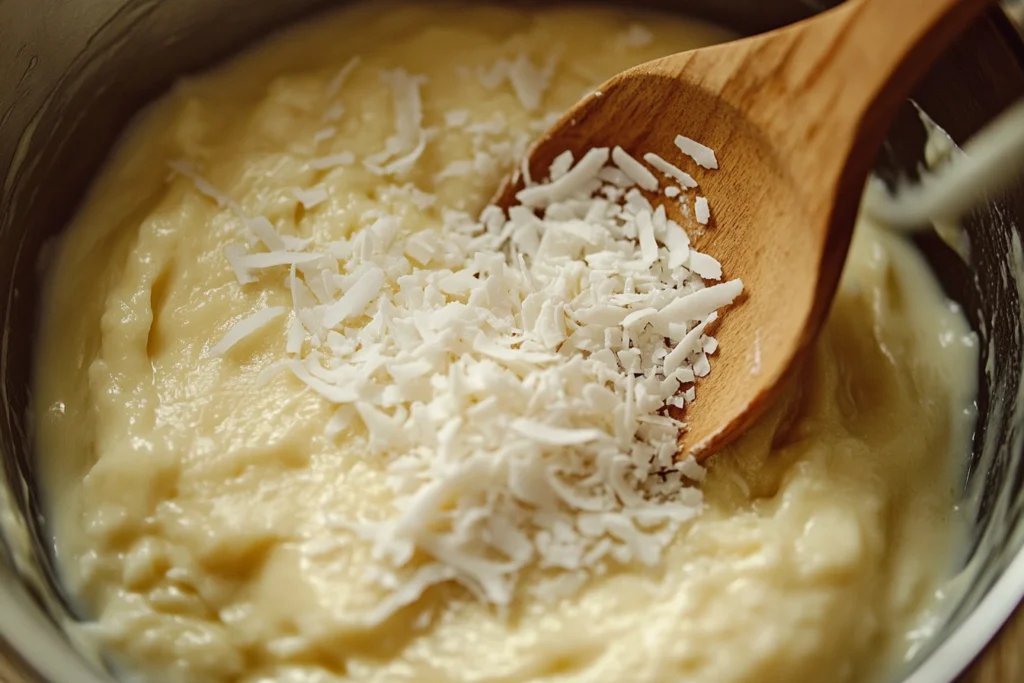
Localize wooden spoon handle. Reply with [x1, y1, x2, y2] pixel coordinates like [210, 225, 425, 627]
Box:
[653, 0, 993, 223]
[807, 0, 995, 180]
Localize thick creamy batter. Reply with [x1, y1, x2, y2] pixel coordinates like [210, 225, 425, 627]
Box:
[34, 3, 978, 682]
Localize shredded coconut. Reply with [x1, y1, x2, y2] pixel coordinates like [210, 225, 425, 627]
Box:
[208, 306, 286, 357]
[688, 251, 722, 280]
[477, 54, 557, 111]
[675, 135, 719, 170]
[695, 196, 711, 225]
[644, 153, 698, 189]
[321, 56, 360, 123]
[245, 216, 286, 252]
[612, 146, 659, 191]
[168, 160, 232, 207]
[292, 187, 329, 209]
[323, 102, 346, 123]
[445, 109, 471, 128]
[224, 244, 257, 285]
[364, 69, 429, 176]
[516, 147, 610, 207]
[212, 125, 740, 617]
[309, 152, 356, 170]
[313, 127, 337, 145]
[326, 56, 361, 98]
[508, 53, 557, 111]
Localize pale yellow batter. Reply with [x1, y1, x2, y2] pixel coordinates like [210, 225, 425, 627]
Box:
[34, 3, 978, 682]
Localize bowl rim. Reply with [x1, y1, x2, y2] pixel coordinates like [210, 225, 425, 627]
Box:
[908, 550, 1024, 683]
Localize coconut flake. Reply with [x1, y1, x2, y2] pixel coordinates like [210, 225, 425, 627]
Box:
[549, 151, 575, 180]
[326, 55, 361, 98]
[286, 315, 305, 355]
[512, 419, 608, 446]
[508, 53, 556, 112]
[370, 132, 430, 177]
[612, 146, 658, 191]
[224, 244, 257, 285]
[659, 279, 743, 324]
[168, 160, 232, 207]
[516, 148, 610, 207]
[246, 217, 286, 251]
[323, 102, 346, 123]
[309, 152, 355, 170]
[637, 211, 658, 265]
[675, 135, 719, 170]
[664, 313, 717, 374]
[688, 251, 722, 280]
[364, 69, 428, 176]
[289, 360, 361, 403]
[321, 265, 385, 330]
[478, 54, 556, 112]
[663, 224, 690, 269]
[313, 127, 337, 145]
[292, 187, 329, 209]
[238, 251, 326, 269]
[445, 109, 470, 128]
[695, 196, 711, 225]
[643, 153, 698, 189]
[208, 306, 286, 357]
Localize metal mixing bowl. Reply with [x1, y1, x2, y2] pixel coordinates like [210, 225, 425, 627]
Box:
[3, 1, 1024, 681]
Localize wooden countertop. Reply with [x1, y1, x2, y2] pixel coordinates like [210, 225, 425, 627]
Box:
[962, 599, 1024, 682]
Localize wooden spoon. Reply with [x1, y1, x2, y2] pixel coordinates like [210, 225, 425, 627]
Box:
[494, 0, 993, 462]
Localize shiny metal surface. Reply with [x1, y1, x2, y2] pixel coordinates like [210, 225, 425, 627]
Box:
[2, 2, 1024, 682]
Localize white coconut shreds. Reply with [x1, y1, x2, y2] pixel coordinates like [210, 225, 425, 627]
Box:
[644, 152, 698, 189]
[208, 306, 287, 357]
[364, 69, 430, 176]
[292, 187, 329, 209]
[326, 55, 361, 99]
[695, 196, 711, 225]
[675, 135, 719, 170]
[210, 123, 737, 613]
[476, 53, 558, 112]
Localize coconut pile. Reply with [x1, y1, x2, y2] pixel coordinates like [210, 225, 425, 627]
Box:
[187, 62, 742, 619]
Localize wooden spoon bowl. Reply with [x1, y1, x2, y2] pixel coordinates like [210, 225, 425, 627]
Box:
[495, 0, 993, 461]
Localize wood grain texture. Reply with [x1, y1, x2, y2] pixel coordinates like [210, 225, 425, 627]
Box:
[0, 662, 22, 683]
[497, 0, 993, 462]
[961, 600, 1024, 682]
[0, 640, 38, 683]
